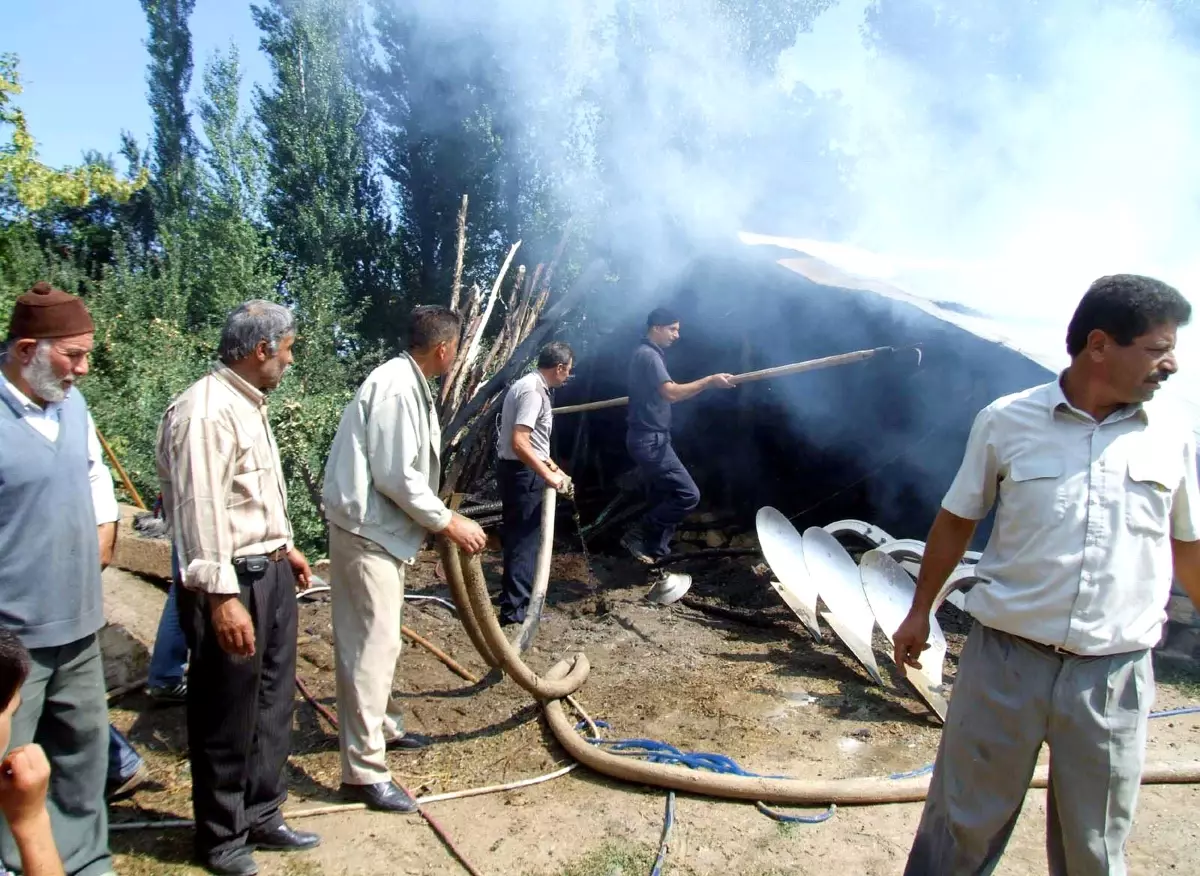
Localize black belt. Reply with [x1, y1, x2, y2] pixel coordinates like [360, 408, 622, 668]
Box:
[1005, 630, 1083, 659]
[232, 546, 287, 575]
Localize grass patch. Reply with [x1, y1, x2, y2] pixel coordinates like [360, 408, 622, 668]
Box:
[279, 858, 327, 875]
[110, 853, 203, 876]
[1154, 653, 1200, 701]
[540, 840, 666, 876]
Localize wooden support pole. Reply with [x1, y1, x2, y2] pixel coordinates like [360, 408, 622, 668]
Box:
[95, 426, 147, 510]
[550, 345, 915, 416]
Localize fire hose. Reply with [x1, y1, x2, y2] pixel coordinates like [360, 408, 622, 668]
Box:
[111, 486, 1200, 874]
[440, 489, 1200, 808]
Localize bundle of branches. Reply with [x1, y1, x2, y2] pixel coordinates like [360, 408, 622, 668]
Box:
[437, 194, 606, 497]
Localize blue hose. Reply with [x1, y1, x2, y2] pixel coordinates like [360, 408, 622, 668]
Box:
[570, 700, 1200, 870]
[649, 792, 676, 876]
[1149, 705, 1200, 719]
[888, 764, 935, 780]
[754, 801, 837, 824]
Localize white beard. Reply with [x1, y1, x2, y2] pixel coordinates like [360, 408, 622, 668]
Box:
[21, 342, 70, 404]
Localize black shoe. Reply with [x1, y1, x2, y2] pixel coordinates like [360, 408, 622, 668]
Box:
[620, 530, 655, 565]
[146, 680, 188, 705]
[341, 780, 418, 813]
[386, 732, 432, 752]
[198, 848, 259, 876]
[249, 823, 321, 852]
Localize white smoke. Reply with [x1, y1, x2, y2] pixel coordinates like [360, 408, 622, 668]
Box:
[379, 0, 1200, 411]
[778, 0, 1200, 407]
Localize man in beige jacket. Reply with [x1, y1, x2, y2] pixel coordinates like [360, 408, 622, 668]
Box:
[322, 305, 486, 813]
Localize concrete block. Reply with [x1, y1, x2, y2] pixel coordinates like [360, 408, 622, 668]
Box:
[100, 566, 168, 691]
[98, 623, 149, 691]
[1167, 594, 1198, 626]
[112, 503, 172, 581]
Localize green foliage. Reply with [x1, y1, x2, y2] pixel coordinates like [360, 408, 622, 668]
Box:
[0, 55, 149, 212]
[84, 249, 210, 504]
[141, 0, 199, 223]
[0, 0, 845, 558]
[254, 0, 402, 354]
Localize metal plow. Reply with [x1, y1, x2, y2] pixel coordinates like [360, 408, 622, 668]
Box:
[756, 507, 822, 641]
[801, 527, 884, 686]
[859, 550, 949, 721]
[756, 510, 974, 722]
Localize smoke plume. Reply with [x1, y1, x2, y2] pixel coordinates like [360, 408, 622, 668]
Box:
[382, 0, 1200, 410]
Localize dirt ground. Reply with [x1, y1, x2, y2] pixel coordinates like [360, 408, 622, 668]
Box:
[108, 546, 1200, 876]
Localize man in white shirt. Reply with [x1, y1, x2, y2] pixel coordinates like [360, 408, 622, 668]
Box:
[322, 306, 487, 813]
[893, 274, 1200, 875]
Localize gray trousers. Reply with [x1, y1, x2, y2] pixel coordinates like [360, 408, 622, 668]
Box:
[0, 635, 112, 876]
[905, 623, 1152, 876]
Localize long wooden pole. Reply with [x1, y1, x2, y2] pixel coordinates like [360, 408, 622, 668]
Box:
[551, 345, 915, 416]
[95, 426, 148, 510]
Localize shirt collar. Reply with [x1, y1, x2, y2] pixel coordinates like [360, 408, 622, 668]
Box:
[1046, 372, 1147, 426]
[641, 338, 665, 356]
[214, 365, 267, 408]
[402, 352, 435, 408]
[0, 363, 68, 415]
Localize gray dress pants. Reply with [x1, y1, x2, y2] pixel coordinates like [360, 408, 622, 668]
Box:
[905, 623, 1152, 876]
[0, 634, 112, 876]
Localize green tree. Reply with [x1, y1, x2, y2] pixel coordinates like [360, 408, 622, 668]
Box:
[0, 55, 147, 214]
[141, 0, 199, 224]
[369, 0, 570, 304]
[188, 46, 276, 334]
[254, 0, 400, 353]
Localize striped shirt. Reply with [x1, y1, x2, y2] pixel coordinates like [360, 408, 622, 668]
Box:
[156, 365, 292, 595]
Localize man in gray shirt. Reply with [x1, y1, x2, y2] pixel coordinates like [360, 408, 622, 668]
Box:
[495, 342, 575, 624]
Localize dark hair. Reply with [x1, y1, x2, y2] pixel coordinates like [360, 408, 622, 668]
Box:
[409, 306, 462, 351]
[0, 628, 30, 712]
[537, 341, 574, 369]
[646, 307, 679, 329]
[1066, 275, 1191, 356]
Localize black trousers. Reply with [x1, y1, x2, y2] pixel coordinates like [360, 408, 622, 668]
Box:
[498, 459, 544, 624]
[625, 430, 700, 558]
[177, 558, 298, 858]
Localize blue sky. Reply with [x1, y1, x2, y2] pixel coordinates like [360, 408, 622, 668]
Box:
[4, 0, 271, 169]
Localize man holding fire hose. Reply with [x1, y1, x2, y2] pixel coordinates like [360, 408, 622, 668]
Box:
[893, 274, 1200, 875]
[322, 305, 487, 815]
[621, 307, 735, 563]
[494, 341, 577, 626]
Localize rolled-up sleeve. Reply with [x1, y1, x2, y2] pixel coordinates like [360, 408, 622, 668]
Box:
[941, 407, 999, 521]
[86, 413, 120, 525]
[367, 392, 453, 533]
[169, 415, 241, 595]
[1171, 432, 1200, 542]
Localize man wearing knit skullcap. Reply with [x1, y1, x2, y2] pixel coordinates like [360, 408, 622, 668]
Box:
[0, 281, 126, 876]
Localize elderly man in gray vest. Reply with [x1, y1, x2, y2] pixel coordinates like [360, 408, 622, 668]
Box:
[893, 275, 1200, 875]
[322, 305, 487, 813]
[0, 282, 118, 876]
[157, 301, 317, 876]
